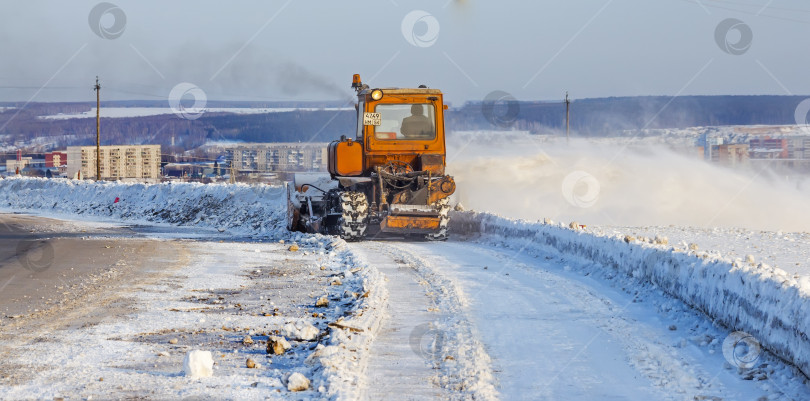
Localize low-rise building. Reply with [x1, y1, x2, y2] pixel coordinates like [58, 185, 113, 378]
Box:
[6, 157, 32, 173]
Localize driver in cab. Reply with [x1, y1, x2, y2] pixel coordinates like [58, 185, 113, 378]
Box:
[401, 104, 434, 139]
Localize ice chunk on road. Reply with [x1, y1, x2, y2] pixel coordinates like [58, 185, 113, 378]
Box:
[183, 350, 214, 377]
[283, 322, 320, 341]
[287, 372, 310, 392]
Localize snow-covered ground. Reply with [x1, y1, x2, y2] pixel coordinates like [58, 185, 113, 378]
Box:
[604, 225, 810, 281]
[450, 212, 810, 384]
[0, 231, 385, 400]
[0, 178, 389, 400]
[365, 237, 810, 400]
[39, 107, 353, 120]
[1, 177, 809, 399]
[0, 133, 80, 153]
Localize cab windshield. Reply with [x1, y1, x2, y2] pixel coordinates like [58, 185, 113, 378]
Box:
[373, 103, 436, 140]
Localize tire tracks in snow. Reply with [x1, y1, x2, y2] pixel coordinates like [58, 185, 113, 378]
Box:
[351, 240, 498, 401]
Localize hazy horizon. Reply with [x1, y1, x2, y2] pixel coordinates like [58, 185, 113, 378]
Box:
[3, 94, 810, 107]
[2, 1, 810, 106]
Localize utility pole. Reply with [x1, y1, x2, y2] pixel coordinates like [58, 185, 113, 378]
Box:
[565, 91, 570, 143]
[94, 76, 101, 180]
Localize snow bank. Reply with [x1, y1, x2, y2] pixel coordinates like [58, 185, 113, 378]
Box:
[303, 238, 388, 401]
[0, 177, 287, 237]
[450, 211, 810, 379]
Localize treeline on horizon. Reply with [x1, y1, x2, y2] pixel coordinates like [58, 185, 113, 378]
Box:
[0, 95, 807, 154]
[451, 95, 807, 135]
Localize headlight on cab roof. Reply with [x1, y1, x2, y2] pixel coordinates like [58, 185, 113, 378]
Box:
[371, 89, 383, 101]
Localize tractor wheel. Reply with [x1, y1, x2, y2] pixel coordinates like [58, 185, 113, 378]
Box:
[286, 182, 302, 232]
[426, 198, 451, 241]
[338, 192, 369, 241]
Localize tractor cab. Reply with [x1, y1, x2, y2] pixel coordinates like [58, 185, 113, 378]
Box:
[329, 75, 449, 179]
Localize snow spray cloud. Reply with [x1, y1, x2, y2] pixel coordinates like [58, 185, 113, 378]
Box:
[722, 331, 762, 369]
[401, 10, 440, 48]
[446, 131, 810, 232]
[409, 323, 444, 361]
[88, 2, 127, 40]
[561, 171, 600, 208]
[714, 18, 753, 56]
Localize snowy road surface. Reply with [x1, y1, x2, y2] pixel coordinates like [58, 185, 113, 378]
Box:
[353, 242, 452, 400]
[2, 209, 810, 400]
[353, 237, 810, 401]
[0, 214, 381, 400]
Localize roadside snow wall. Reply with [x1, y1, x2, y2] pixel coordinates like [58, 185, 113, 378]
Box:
[450, 211, 810, 379]
[0, 177, 287, 237]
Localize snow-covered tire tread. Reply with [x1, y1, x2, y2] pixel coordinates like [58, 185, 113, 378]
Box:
[426, 198, 450, 241]
[338, 192, 369, 241]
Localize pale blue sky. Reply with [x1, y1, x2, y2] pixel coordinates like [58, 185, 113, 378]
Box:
[1, 0, 809, 104]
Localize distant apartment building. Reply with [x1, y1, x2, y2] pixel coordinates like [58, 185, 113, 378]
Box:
[711, 144, 750, 167]
[745, 136, 810, 172]
[66, 145, 161, 181]
[749, 138, 788, 159]
[786, 136, 810, 160]
[45, 151, 67, 167]
[226, 143, 327, 173]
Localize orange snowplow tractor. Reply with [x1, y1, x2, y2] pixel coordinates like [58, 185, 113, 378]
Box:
[333, 140, 363, 176]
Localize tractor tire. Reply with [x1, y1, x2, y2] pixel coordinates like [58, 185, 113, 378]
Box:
[426, 198, 451, 241]
[338, 192, 369, 241]
[286, 183, 302, 232]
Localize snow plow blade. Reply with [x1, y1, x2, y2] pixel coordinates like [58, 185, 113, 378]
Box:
[380, 214, 441, 234]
